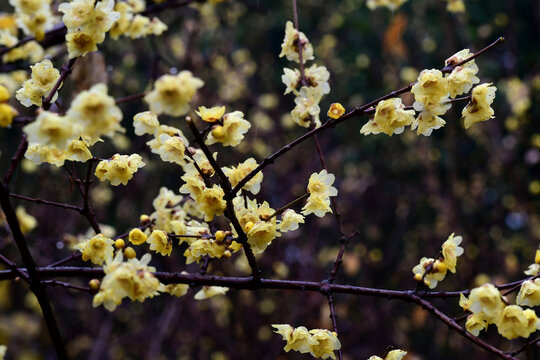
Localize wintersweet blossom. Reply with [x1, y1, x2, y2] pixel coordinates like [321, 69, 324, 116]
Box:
[291, 86, 322, 128]
[278, 209, 305, 232]
[94, 154, 145, 186]
[366, 0, 409, 11]
[15, 206, 37, 234]
[232, 197, 279, 254]
[411, 111, 446, 136]
[462, 83, 497, 129]
[412, 257, 446, 289]
[360, 98, 415, 136]
[133, 111, 160, 136]
[445, 49, 480, 98]
[272, 324, 318, 354]
[0, 103, 17, 127]
[194, 286, 229, 300]
[161, 283, 189, 298]
[129, 228, 148, 245]
[308, 329, 341, 359]
[411, 69, 451, 116]
[516, 279, 540, 307]
[144, 72, 204, 116]
[441, 233, 464, 273]
[496, 305, 540, 340]
[459, 283, 505, 320]
[279, 21, 314, 64]
[465, 313, 489, 336]
[327, 103, 345, 119]
[16, 59, 60, 107]
[223, 158, 263, 195]
[184, 239, 227, 264]
[282, 65, 330, 96]
[74, 234, 114, 265]
[23, 111, 75, 148]
[65, 139, 93, 162]
[302, 170, 338, 217]
[196, 106, 226, 123]
[197, 185, 227, 221]
[205, 111, 251, 146]
[147, 230, 172, 256]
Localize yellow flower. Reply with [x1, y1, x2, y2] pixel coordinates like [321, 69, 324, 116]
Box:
[327, 103, 345, 119]
[411, 111, 446, 136]
[64, 139, 93, 163]
[462, 83, 497, 129]
[233, 197, 279, 254]
[223, 157, 263, 195]
[194, 286, 228, 300]
[184, 239, 226, 264]
[411, 69, 451, 115]
[279, 209, 305, 232]
[93, 252, 160, 311]
[133, 111, 160, 136]
[446, 0, 466, 13]
[197, 185, 227, 221]
[161, 283, 189, 297]
[445, 49, 480, 98]
[0, 103, 17, 127]
[272, 324, 318, 354]
[15, 206, 37, 234]
[147, 230, 172, 256]
[152, 134, 187, 165]
[0, 84, 10, 102]
[412, 257, 446, 289]
[279, 21, 314, 64]
[205, 110, 251, 147]
[282, 64, 330, 96]
[309, 329, 341, 359]
[144, 72, 204, 117]
[74, 233, 114, 265]
[0, 344, 6, 359]
[23, 111, 74, 148]
[385, 350, 408, 360]
[24, 143, 66, 167]
[94, 153, 145, 186]
[366, 0, 409, 11]
[496, 305, 540, 339]
[302, 170, 338, 217]
[516, 279, 540, 307]
[16, 59, 60, 107]
[291, 86, 322, 128]
[67, 84, 124, 145]
[360, 98, 415, 136]
[129, 228, 148, 245]
[465, 313, 490, 336]
[441, 233, 464, 273]
[536, 249, 540, 264]
[196, 106, 226, 123]
[459, 283, 505, 320]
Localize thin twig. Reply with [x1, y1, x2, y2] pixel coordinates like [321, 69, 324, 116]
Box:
[9, 193, 82, 212]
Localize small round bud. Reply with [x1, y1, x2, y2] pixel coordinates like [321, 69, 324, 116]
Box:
[129, 228, 148, 245]
[244, 221, 255, 233]
[535, 249, 540, 265]
[433, 260, 447, 273]
[89, 279, 101, 290]
[140, 214, 151, 225]
[124, 246, 136, 259]
[114, 239, 125, 249]
[327, 103, 346, 119]
[414, 273, 423, 282]
[211, 125, 224, 139]
[215, 230, 226, 242]
[223, 250, 232, 258]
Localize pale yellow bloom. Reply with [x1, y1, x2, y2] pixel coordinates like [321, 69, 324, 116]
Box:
[23, 111, 75, 148]
[197, 185, 227, 221]
[16, 59, 60, 107]
[233, 197, 279, 254]
[412, 257, 446, 289]
[291, 86, 322, 128]
[441, 233, 464, 273]
[0, 103, 17, 127]
[366, 0, 409, 11]
[153, 134, 187, 165]
[94, 154, 145, 186]
[385, 350, 408, 360]
[74, 233, 114, 265]
[462, 83, 497, 129]
[133, 111, 160, 136]
[194, 286, 228, 300]
[161, 283, 189, 297]
[411, 111, 446, 136]
[282, 64, 330, 96]
[184, 239, 226, 264]
[273, 324, 318, 354]
[411, 69, 451, 115]
[144, 72, 204, 117]
[496, 305, 540, 339]
[279, 209, 305, 232]
[360, 98, 415, 136]
[147, 230, 172, 256]
[15, 206, 37, 234]
[465, 313, 490, 336]
[24, 143, 66, 167]
[445, 49, 480, 98]
[309, 329, 341, 359]
[196, 106, 226, 123]
[302, 170, 338, 217]
[516, 279, 540, 307]
[65, 139, 93, 162]
[205, 111, 251, 147]
[459, 283, 505, 321]
[279, 21, 314, 64]
[223, 157, 263, 195]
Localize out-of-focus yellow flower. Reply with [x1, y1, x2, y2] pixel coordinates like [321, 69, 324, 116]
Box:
[446, 0, 466, 13]
[161, 283, 189, 297]
[9, 0, 55, 40]
[496, 305, 540, 339]
[516, 279, 540, 307]
[194, 286, 228, 300]
[144, 72, 204, 117]
[64, 139, 93, 163]
[462, 83, 496, 129]
[24, 143, 66, 167]
[196, 106, 226, 123]
[279, 21, 314, 64]
[366, 0, 408, 11]
[0, 344, 6, 359]
[327, 103, 345, 119]
[147, 230, 172, 256]
[0, 103, 17, 127]
[15, 206, 37, 234]
[23, 111, 75, 148]
[74, 233, 114, 265]
[133, 111, 160, 136]
[94, 154, 145, 186]
[361, 98, 415, 136]
[205, 111, 251, 147]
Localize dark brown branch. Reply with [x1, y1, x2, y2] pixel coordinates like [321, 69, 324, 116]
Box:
[43, 58, 77, 111]
[510, 336, 540, 356]
[2, 135, 28, 186]
[0, 184, 68, 359]
[115, 92, 146, 105]
[9, 192, 82, 212]
[441, 37, 505, 73]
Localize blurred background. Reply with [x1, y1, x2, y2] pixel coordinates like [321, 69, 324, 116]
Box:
[0, 0, 539, 359]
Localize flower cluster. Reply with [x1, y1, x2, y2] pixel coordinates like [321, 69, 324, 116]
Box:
[412, 233, 464, 289]
[59, 0, 120, 58]
[361, 49, 494, 137]
[280, 21, 330, 128]
[9, 0, 55, 40]
[0, 29, 44, 64]
[110, 0, 167, 39]
[460, 283, 540, 339]
[0, 84, 17, 127]
[272, 324, 341, 359]
[94, 154, 145, 186]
